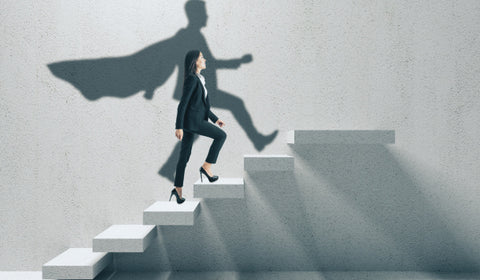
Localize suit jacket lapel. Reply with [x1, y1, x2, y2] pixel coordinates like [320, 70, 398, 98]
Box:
[205, 94, 210, 107]
[195, 75, 208, 106]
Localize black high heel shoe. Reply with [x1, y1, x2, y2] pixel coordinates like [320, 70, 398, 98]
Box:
[169, 188, 185, 204]
[199, 167, 219, 183]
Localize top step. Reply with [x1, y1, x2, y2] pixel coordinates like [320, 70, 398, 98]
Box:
[287, 130, 395, 144]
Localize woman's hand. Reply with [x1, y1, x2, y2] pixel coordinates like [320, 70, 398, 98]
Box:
[216, 120, 226, 128]
[175, 129, 183, 140]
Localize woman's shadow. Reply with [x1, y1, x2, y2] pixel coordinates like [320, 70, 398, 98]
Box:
[47, 1, 278, 183]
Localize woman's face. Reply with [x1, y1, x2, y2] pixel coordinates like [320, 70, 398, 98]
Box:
[196, 52, 206, 72]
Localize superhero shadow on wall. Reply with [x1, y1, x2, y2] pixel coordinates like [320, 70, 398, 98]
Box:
[47, 0, 278, 183]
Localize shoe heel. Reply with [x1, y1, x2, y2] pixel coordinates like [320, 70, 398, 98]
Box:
[169, 188, 185, 204]
[199, 166, 219, 183]
[200, 171, 203, 183]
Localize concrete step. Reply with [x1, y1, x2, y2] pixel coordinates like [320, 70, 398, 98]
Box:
[0, 271, 42, 280]
[143, 201, 201, 226]
[287, 130, 395, 144]
[244, 155, 294, 171]
[42, 248, 111, 280]
[194, 178, 245, 198]
[93, 225, 157, 253]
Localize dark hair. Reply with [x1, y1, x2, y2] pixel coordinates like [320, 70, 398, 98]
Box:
[184, 50, 201, 79]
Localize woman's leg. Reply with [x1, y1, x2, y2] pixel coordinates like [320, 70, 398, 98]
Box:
[194, 121, 227, 174]
[174, 130, 195, 197]
[159, 133, 199, 183]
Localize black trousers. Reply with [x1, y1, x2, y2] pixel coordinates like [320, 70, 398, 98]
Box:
[174, 121, 227, 187]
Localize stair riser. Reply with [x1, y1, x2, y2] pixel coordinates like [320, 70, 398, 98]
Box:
[194, 185, 244, 198]
[144, 209, 200, 225]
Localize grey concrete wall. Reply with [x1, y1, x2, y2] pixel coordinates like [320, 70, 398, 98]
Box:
[1, 0, 479, 271]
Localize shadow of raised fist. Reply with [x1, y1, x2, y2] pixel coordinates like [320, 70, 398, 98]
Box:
[241, 54, 253, 64]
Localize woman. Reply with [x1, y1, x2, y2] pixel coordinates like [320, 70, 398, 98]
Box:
[170, 50, 227, 204]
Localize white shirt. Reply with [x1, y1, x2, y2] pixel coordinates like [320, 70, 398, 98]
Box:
[195, 73, 207, 100]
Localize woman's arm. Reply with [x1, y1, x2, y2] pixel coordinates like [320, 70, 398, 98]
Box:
[208, 110, 219, 124]
[209, 111, 225, 128]
[175, 75, 196, 129]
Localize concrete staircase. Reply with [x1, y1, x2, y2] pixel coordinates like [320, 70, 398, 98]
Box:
[42, 130, 394, 279]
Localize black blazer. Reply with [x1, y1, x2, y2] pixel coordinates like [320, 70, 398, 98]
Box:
[175, 73, 218, 130]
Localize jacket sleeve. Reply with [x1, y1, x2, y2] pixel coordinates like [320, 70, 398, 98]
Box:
[175, 75, 196, 129]
[208, 110, 219, 124]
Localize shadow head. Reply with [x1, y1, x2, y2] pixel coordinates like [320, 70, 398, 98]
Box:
[185, 0, 208, 28]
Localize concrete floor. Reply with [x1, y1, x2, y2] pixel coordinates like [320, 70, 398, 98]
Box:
[2, 271, 480, 280]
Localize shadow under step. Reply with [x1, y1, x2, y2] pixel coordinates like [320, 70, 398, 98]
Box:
[42, 248, 111, 280]
[93, 225, 157, 253]
[287, 130, 395, 144]
[194, 178, 244, 198]
[143, 201, 200, 226]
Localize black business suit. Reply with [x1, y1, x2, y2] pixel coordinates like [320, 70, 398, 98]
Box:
[174, 73, 226, 187]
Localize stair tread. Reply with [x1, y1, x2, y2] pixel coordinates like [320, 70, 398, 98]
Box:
[43, 248, 108, 266]
[195, 177, 244, 185]
[93, 225, 157, 253]
[287, 130, 395, 144]
[94, 225, 155, 239]
[144, 201, 200, 212]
